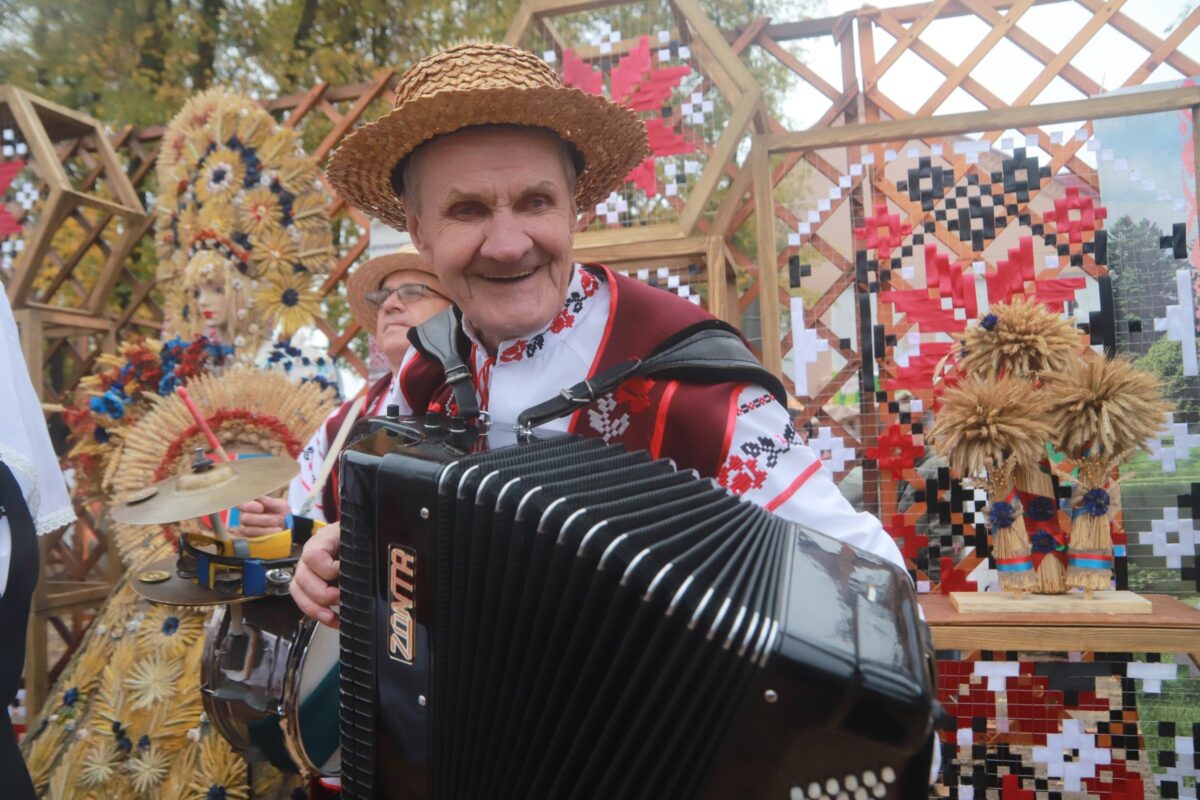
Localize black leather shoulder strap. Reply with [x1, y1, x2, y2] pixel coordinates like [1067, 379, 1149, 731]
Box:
[518, 320, 786, 431]
[409, 307, 480, 420]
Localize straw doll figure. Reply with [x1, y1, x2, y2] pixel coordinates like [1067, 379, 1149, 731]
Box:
[931, 375, 1052, 596]
[956, 297, 1079, 593]
[1044, 356, 1171, 596]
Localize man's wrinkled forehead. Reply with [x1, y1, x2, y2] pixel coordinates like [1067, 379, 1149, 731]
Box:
[396, 124, 580, 206]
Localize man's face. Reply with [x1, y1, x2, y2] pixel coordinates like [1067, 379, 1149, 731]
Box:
[374, 269, 449, 369]
[406, 127, 576, 354]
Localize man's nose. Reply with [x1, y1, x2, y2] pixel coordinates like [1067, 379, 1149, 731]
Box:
[478, 213, 533, 263]
[381, 293, 407, 313]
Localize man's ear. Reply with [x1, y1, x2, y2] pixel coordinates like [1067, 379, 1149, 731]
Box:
[406, 204, 429, 258]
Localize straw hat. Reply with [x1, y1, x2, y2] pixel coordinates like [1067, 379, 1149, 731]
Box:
[346, 250, 443, 333]
[326, 42, 650, 231]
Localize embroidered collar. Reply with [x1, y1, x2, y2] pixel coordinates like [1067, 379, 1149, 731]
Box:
[460, 264, 604, 365]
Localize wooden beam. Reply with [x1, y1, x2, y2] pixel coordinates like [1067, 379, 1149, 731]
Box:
[750, 141, 781, 374]
[756, 35, 841, 104]
[504, 1, 537, 45]
[913, 0, 1035, 118]
[13, 308, 45, 400]
[86, 214, 153, 314]
[766, 85, 1200, 152]
[88, 122, 144, 212]
[961, 0, 1101, 96]
[1119, 4, 1200, 87]
[705, 235, 727, 323]
[672, 0, 759, 94]
[22, 303, 114, 330]
[40, 208, 110, 303]
[0, 86, 71, 190]
[6, 189, 72, 308]
[575, 233, 709, 263]
[575, 222, 687, 249]
[35, 582, 113, 613]
[64, 189, 143, 220]
[284, 82, 330, 130]
[712, 156, 754, 237]
[1007, 0, 1121, 109]
[679, 89, 759, 235]
[687, 34, 745, 107]
[314, 70, 396, 162]
[1076, 0, 1200, 79]
[727, 0, 1062, 41]
[722, 241, 740, 324]
[861, 0, 952, 94]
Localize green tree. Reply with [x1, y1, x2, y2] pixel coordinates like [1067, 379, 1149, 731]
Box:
[1106, 214, 1182, 358]
[1136, 334, 1200, 417]
[0, 0, 524, 127]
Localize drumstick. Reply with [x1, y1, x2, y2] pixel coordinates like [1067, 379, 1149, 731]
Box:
[176, 385, 233, 543]
[177, 386, 231, 463]
[299, 393, 367, 518]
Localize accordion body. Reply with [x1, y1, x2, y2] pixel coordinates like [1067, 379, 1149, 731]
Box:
[338, 415, 937, 800]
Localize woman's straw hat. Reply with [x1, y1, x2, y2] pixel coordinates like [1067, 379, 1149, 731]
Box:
[326, 42, 649, 231]
[346, 251, 442, 333]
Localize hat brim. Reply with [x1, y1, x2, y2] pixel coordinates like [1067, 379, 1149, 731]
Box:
[346, 252, 442, 334]
[326, 85, 649, 231]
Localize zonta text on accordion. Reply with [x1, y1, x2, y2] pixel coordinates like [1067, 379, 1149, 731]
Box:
[388, 544, 417, 664]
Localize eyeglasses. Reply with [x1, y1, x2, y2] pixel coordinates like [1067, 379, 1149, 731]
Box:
[364, 283, 444, 309]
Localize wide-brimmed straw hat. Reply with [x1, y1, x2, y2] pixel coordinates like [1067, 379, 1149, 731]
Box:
[326, 42, 649, 231]
[347, 250, 444, 333]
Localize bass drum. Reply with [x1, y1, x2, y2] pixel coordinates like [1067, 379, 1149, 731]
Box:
[201, 596, 340, 777]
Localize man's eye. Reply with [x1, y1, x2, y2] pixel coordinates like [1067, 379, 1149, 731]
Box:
[526, 195, 550, 209]
[451, 203, 483, 219]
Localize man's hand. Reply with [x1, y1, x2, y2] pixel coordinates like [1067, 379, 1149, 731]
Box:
[236, 495, 290, 538]
[290, 521, 340, 628]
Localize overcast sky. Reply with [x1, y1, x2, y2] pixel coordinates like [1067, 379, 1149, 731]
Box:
[787, 0, 1200, 128]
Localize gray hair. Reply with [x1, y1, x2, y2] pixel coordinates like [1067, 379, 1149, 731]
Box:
[393, 125, 580, 216]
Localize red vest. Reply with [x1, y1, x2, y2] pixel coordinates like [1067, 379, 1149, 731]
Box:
[398, 265, 753, 479]
[321, 374, 393, 521]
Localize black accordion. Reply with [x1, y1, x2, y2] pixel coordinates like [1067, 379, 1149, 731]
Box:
[338, 415, 938, 800]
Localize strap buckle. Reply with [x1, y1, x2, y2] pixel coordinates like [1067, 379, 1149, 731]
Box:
[444, 363, 472, 385]
[559, 379, 598, 405]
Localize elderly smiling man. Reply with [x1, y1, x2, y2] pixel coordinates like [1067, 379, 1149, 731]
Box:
[289, 42, 905, 628]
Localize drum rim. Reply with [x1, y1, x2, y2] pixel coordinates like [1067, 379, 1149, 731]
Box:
[200, 604, 260, 754]
[281, 615, 341, 778]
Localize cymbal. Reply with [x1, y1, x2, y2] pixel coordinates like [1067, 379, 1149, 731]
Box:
[130, 558, 256, 605]
[130, 555, 298, 606]
[110, 456, 298, 525]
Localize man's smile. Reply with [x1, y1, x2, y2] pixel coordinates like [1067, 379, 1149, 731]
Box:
[481, 266, 539, 283]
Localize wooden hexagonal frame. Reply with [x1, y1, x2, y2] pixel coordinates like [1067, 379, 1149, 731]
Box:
[1, 84, 147, 315]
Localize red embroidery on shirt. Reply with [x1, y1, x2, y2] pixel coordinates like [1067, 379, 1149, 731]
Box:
[499, 339, 528, 363]
[736, 392, 774, 416]
[550, 308, 576, 334]
[717, 454, 768, 495]
[580, 269, 599, 297]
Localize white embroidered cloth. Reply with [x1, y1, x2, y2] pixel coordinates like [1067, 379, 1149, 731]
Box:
[0, 291, 76, 597]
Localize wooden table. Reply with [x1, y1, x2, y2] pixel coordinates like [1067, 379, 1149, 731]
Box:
[920, 593, 1200, 655]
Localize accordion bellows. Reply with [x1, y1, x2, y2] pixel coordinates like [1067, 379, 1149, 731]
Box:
[338, 418, 937, 800]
